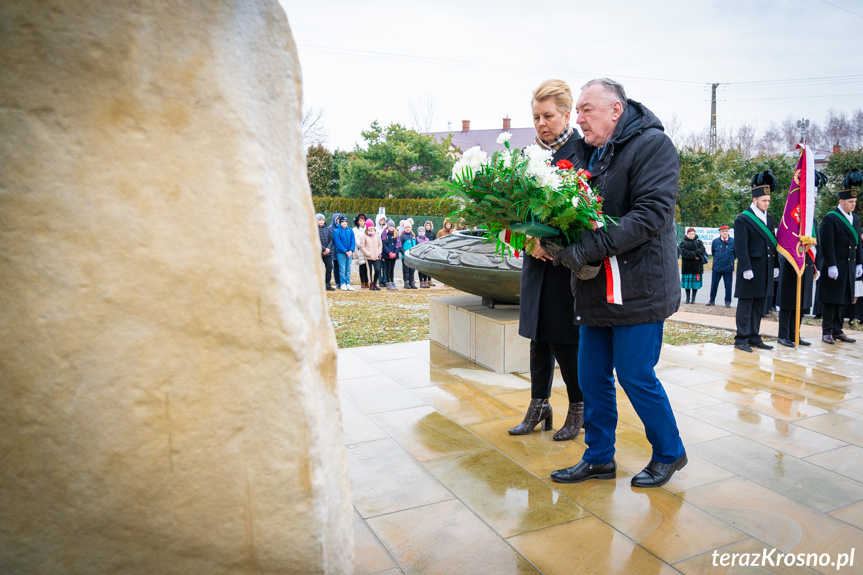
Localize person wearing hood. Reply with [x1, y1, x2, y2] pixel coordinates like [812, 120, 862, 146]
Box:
[437, 218, 454, 239]
[333, 214, 355, 290]
[375, 213, 389, 287]
[353, 213, 369, 288]
[359, 219, 382, 290]
[382, 219, 400, 290]
[397, 221, 418, 289]
[330, 213, 343, 288]
[316, 213, 335, 291]
[549, 78, 686, 488]
[679, 227, 706, 304]
[422, 221, 437, 286]
[415, 227, 431, 288]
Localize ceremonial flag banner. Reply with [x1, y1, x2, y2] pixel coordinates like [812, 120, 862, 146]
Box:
[777, 144, 816, 275]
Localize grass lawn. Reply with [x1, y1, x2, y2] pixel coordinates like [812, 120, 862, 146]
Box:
[327, 284, 735, 348]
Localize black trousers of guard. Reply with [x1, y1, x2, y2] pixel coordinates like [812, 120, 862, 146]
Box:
[777, 309, 804, 341]
[529, 340, 583, 404]
[735, 297, 766, 345]
[822, 302, 846, 336]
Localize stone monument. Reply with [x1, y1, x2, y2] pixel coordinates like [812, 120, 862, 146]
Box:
[0, 1, 352, 573]
[405, 230, 522, 304]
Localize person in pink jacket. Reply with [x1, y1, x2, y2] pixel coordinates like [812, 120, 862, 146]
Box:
[359, 219, 383, 291]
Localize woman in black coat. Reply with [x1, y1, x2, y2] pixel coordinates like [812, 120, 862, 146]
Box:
[509, 79, 584, 441]
[679, 227, 706, 304]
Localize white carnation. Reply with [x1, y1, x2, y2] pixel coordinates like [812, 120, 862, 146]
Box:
[498, 149, 512, 169]
[523, 144, 553, 164]
[452, 146, 488, 181]
[496, 132, 513, 145]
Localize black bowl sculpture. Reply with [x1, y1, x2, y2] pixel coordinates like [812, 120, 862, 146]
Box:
[404, 230, 522, 304]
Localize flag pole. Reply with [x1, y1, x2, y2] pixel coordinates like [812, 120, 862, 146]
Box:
[792, 119, 809, 348]
[795, 273, 801, 347]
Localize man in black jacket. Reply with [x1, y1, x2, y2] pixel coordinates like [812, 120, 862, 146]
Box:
[819, 170, 863, 344]
[733, 171, 780, 352]
[549, 78, 686, 488]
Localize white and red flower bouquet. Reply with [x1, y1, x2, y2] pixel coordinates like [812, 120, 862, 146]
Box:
[446, 132, 614, 258]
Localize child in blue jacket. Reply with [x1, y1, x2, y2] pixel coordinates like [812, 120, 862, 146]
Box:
[333, 215, 355, 290]
[397, 222, 418, 289]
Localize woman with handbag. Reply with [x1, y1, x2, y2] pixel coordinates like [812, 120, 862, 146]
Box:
[679, 227, 706, 304]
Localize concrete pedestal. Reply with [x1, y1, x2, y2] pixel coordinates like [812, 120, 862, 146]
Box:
[429, 295, 529, 373]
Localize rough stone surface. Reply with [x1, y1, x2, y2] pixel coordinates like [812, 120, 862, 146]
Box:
[0, 2, 352, 573]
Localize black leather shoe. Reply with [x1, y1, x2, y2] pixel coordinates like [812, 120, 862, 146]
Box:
[325, 285, 335, 291]
[799, 339, 811, 346]
[752, 342, 773, 350]
[550, 459, 616, 483]
[725, 302, 731, 308]
[734, 343, 753, 352]
[778, 338, 795, 347]
[631, 454, 688, 488]
[822, 335, 835, 344]
[706, 301, 715, 306]
[835, 334, 857, 343]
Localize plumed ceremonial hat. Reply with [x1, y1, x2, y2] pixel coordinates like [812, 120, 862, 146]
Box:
[838, 168, 862, 200]
[813, 170, 828, 191]
[750, 170, 777, 198]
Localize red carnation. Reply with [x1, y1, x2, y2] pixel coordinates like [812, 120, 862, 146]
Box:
[556, 159, 574, 170]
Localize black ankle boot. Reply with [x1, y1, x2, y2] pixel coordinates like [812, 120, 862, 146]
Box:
[508, 398, 553, 435]
[553, 402, 584, 441]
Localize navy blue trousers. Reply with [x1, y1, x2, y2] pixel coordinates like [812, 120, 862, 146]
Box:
[578, 321, 685, 465]
[709, 271, 733, 304]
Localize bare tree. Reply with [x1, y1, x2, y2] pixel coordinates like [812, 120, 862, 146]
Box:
[302, 105, 328, 147]
[663, 114, 684, 147]
[852, 109, 863, 148]
[735, 123, 757, 159]
[757, 122, 783, 155]
[675, 109, 863, 154]
[408, 96, 436, 134]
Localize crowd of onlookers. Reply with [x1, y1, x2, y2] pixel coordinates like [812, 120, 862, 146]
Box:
[316, 212, 456, 291]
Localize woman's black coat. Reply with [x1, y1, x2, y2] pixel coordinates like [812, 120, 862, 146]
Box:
[679, 235, 705, 276]
[518, 136, 581, 344]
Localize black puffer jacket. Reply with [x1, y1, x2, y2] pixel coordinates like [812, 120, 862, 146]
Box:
[572, 100, 681, 326]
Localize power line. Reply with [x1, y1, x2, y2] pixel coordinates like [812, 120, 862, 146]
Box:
[820, 0, 863, 19]
[297, 43, 708, 87]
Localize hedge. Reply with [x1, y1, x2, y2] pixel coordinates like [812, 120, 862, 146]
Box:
[313, 196, 459, 218]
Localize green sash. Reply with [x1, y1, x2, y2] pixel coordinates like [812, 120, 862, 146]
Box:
[828, 211, 859, 247]
[741, 210, 777, 247]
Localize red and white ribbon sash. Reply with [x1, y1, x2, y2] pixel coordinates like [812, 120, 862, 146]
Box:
[592, 220, 623, 305]
[604, 256, 622, 305]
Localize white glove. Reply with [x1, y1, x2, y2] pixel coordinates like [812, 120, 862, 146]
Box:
[814, 269, 820, 281]
[743, 270, 754, 280]
[773, 268, 779, 279]
[828, 266, 839, 279]
[857, 264, 862, 278]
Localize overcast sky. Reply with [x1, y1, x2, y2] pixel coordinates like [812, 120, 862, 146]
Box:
[279, 0, 863, 151]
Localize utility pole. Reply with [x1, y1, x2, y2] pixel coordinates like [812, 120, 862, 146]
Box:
[709, 83, 719, 154]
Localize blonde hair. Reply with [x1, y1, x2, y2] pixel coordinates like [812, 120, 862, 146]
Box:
[532, 79, 573, 114]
